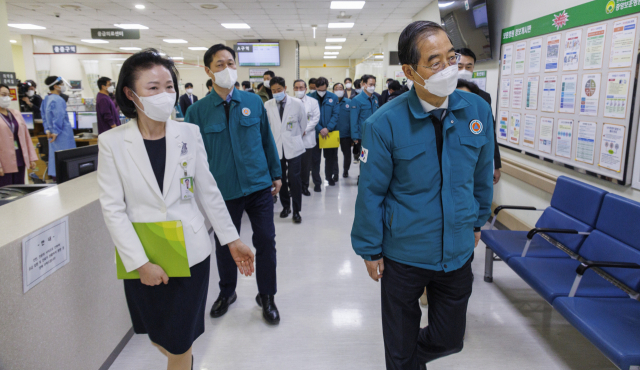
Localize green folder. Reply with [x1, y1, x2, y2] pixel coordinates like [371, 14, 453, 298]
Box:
[116, 221, 191, 279]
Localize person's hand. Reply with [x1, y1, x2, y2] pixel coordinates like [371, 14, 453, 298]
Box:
[365, 258, 384, 282]
[475, 231, 481, 248]
[271, 179, 282, 196]
[302, 132, 306, 137]
[137, 262, 169, 286]
[493, 169, 501, 185]
[0, 168, 4, 176]
[49, 133, 57, 143]
[228, 239, 255, 277]
[320, 128, 329, 139]
[30, 162, 37, 170]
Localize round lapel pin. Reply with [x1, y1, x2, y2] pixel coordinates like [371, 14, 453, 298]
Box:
[469, 120, 483, 135]
[242, 108, 251, 116]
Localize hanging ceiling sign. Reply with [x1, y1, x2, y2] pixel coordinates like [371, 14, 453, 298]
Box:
[91, 29, 140, 40]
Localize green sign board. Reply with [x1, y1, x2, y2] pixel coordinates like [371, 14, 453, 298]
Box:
[502, 0, 640, 44]
[473, 71, 486, 78]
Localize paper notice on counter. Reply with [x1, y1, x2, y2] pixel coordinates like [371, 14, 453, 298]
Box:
[609, 17, 637, 68]
[22, 216, 70, 293]
[556, 119, 574, 158]
[509, 112, 521, 144]
[576, 121, 597, 164]
[498, 110, 509, 140]
[539, 117, 554, 154]
[584, 24, 607, 70]
[559, 74, 578, 113]
[514, 41, 527, 74]
[529, 38, 543, 74]
[579, 73, 602, 116]
[599, 123, 626, 172]
[502, 44, 513, 75]
[500, 78, 511, 108]
[526, 76, 539, 110]
[604, 71, 631, 119]
[563, 29, 582, 71]
[545, 34, 561, 72]
[541, 76, 557, 112]
[511, 78, 524, 109]
[523, 114, 537, 148]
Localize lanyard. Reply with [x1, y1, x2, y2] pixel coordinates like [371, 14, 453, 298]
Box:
[0, 112, 14, 131]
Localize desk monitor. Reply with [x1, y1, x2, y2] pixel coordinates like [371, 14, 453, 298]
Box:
[55, 145, 98, 184]
[69, 80, 82, 91]
[67, 111, 77, 129]
[21, 112, 34, 130]
[77, 112, 97, 130]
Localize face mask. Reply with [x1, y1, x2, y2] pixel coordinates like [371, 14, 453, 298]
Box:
[0, 96, 11, 109]
[458, 69, 473, 82]
[27, 90, 35, 97]
[335, 90, 344, 98]
[263, 80, 270, 88]
[59, 85, 67, 94]
[411, 64, 458, 98]
[274, 91, 286, 102]
[355, 88, 363, 94]
[107, 86, 115, 94]
[366, 86, 375, 94]
[317, 90, 326, 97]
[132, 90, 176, 122]
[309, 89, 316, 94]
[186, 88, 193, 94]
[295, 90, 306, 99]
[210, 67, 238, 90]
[345, 83, 352, 89]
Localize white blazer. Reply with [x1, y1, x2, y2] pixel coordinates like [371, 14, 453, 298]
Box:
[264, 96, 307, 160]
[97, 118, 239, 272]
[301, 95, 320, 149]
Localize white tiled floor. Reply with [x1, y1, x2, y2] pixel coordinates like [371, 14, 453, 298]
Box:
[110, 157, 617, 370]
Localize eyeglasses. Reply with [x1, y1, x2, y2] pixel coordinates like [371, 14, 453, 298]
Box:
[418, 53, 461, 73]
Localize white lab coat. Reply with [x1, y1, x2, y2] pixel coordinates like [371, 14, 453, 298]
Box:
[97, 119, 240, 272]
[301, 95, 320, 149]
[264, 96, 307, 159]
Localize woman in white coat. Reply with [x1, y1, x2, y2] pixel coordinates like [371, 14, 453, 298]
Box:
[97, 49, 254, 370]
[293, 79, 320, 196]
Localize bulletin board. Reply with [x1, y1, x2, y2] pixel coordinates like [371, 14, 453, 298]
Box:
[497, 0, 640, 185]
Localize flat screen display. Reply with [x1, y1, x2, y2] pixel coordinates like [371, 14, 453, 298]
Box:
[69, 80, 82, 91]
[237, 43, 281, 67]
[77, 112, 97, 130]
[67, 112, 77, 129]
[439, 0, 492, 62]
[21, 112, 34, 130]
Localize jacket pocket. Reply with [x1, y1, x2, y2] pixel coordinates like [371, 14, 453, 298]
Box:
[190, 213, 205, 233]
[204, 122, 227, 133]
[458, 135, 488, 149]
[394, 143, 426, 160]
[240, 117, 260, 127]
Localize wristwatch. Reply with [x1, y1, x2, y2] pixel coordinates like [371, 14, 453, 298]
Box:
[474, 227, 482, 232]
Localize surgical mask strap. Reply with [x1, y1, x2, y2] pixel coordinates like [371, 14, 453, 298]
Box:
[410, 66, 428, 88]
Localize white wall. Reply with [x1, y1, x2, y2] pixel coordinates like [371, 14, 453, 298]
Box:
[300, 59, 354, 88]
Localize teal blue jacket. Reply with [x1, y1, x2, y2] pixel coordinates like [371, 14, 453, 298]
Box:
[350, 92, 378, 140]
[336, 97, 352, 138]
[308, 91, 340, 133]
[185, 88, 282, 201]
[351, 88, 494, 272]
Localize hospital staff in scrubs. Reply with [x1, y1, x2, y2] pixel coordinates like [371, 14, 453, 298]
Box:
[42, 76, 76, 179]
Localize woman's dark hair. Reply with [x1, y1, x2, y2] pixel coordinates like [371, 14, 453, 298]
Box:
[398, 21, 447, 66]
[354, 79, 361, 89]
[98, 76, 111, 90]
[204, 44, 236, 69]
[333, 83, 344, 90]
[388, 80, 402, 91]
[315, 77, 329, 88]
[44, 76, 62, 91]
[456, 79, 480, 95]
[0, 83, 9, 92]
[115, 48, 180, 119]
[270, 76, 286, 89]
[344, 77, 353, 83]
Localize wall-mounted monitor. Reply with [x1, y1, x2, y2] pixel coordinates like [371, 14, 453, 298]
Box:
[439, 0, 492, 62]
[69, 80, 82, 91]
[21, 112, 34, 130]
[236, 42, 281, 67]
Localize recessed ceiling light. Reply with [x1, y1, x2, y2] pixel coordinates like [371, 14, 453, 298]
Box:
[120, 47, 141, 50]
[324, 52, 339, 55]
[188, 47, 208, 51]
[222, 23, 250, 29]
[114, 24, 148, 29]
[439, 1, 455, 7]
[82, 39, 109, 43]
[325, 46, 342, 49]
[8, 24, 46, 30]
[328, 23, 354, 29]
[374, 55, 383, 59]
[326, 38, 346, 42]
[169, 56, 184, 60]
[324, 56, 337, 59]
[163, 39, 188, 43]
[135, 4, 145, 9]
[9, 40, 17, 43]
[330, 1, 365, 9]
[200, 4, 219, 9]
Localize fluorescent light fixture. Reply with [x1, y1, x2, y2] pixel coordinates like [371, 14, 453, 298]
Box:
[114, 24, 148, 29]
[328, 23, 354, 29]
[82, 39, 109, 44]
[108, 58, 127, 61]
[163, 39, 188, 43]
[9, 40, 17, 43]
[169, 56, 184, 60]
[439, 1, 455, 7]
[324, 52, 339, 55]
[324, 56, 337, 59]
[8, 24, 46, 30]
[135, 4, 145, 9]
[325, 46, 342, 49]
[120, 47, 141, 50]
[326, 38, 346, 42]
[188, 47, 208, 51]
[222, 23, 250, 29]
[330, 1, 365, 9]
[374, 55, 383, 59]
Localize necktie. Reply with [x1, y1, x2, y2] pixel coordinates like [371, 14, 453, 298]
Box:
[430, 108, 447, 182]
[279, 101, 285, 120]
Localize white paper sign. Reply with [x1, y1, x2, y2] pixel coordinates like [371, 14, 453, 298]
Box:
[545, 34, 561, 72]
[509, 112, 521, 144]
[502, 44, 513, 75]
[556, 119, 574, 158]
[579, 73, 602, 116]
[22, 217, 70, 293]
[511, 78, 524, 109]
[526, 76, 539, 110]
[604, 71, 631, 119]
[541, 76, 557, 112]
[498, 110, 509, 140]
[523, 114, 537, 148]
[599, 123, 626, 172]
[500, 78, 511, 108]
[609, 17, 637, 68]
[514, 41, 527, 74]
[559, 74, 578, 113]
[576, 121, 597, 164]
[584, 24, 607, 70]
[528, 38, 543, 74]
[539, 117, 554, 154]
[562, 29, 582, 71]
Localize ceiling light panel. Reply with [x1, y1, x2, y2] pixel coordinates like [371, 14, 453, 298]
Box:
[114, 24, 149, 29]
[324, 56, 337, 59]
[222, 23, 250, 29]
[330, 1, 366, 9]
[325, 46, 342, 49]
[163, 39, 188, 43]
[326, 38, 346, 42]
[8, 24, 46, 30]
[188, 47, 208, 51]
[328, 23, 354, 29]
[324, 52, 339, 55]
[82, 39, 109, 44]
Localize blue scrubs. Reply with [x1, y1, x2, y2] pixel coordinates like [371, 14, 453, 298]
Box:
[42, 94, 76, 177]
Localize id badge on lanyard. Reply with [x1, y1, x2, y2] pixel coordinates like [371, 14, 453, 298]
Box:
[179, 161, 195, 200]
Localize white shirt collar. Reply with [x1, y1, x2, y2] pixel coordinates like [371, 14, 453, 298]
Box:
[419, 96, 449, 113]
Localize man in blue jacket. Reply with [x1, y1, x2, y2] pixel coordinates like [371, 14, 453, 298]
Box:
[308, 77, 340, 189]
[186, 44, 283, 325]
[332, 82, 353, 178]
[350, 74, 379, 164]
[351, 21, 494, 370]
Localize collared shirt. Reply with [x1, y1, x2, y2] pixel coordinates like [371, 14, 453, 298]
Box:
[189, 94, 194, 103]
[419, 96, 449, 113]
[225, 89, 233, 103]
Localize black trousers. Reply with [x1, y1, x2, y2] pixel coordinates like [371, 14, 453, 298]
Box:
[311, 143, 323, 186]
[214, 188, 277, 298]
[280, 153, 302, 212]
[381, 255, 474, 370]
[340, 137, 353, 173]
[323, 147, 339, 181]
[353, 140, 362, 161]
[301, 147, 317, 189]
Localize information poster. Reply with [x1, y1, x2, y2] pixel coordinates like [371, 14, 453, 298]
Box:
[498, 111, 509, 140]
[539, 117, 554, 154]
[472, 71, 487, 91]
[545, 34, 561, 72]
[502, 44, 513, 75]
[526, 76, 539, 110]
[528, 38, 543, 74]
[541, 76, 557, 112]
[500, 78, 511, 108]
[509, 112, 521, 144]
[562, 29, 582, 71]
[559, 74, 578, 113]
[523, 114, 537, 148]
[514, 41, 527, 74]
[604, 71, 631, 119]
[584, 24, 607, 70]
[579, 73, 601, 116]
[556, 119, 574, 158]
[609, 17, 637, 68]
[599, 123, 626, 172]
[576, 121, 597, 164]
[22, 217, 70, 293]
[511, 78, 524, 109]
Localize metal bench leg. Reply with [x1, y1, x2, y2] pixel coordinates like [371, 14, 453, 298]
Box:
[484, 246, 494, 282]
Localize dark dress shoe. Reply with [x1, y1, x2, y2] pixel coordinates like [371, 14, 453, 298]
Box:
[343, 171, 349, 178]
[328, 180, 336, 186]
[302, 188, 311, 196]
[333, 175, 339, 183]
[210, 292, 237, 318]
[256, 294, 280, 325]
[280, 208, 291, 218]
[314, 184, 322, 192]
[293, 211, 301, 223]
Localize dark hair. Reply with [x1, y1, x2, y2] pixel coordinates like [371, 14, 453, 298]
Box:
[398, 21, 447, 66]
[206, 79, 213, 88]
[257, 83, 264, 90]
[354, 79, 361, 89]
[98, 77, 111, 90]
[457, 48, 476, 63]
[294, 79, 307, 88]
[204, 44, 235, 69]
[264, 70, 275, 78]
[333, 83, 344, 90]
[344, 77, 353, 83]
[45, 76, 62, 91]
[270, 76, 286, 89]
[456, 79, 480, 95]
[234, 81, 240, 87]
[386, 78, 394, 83]
[185, 82, 193, 88]
[315, 77, 329, 88]
[241, 81, 251, 88]
[26, 80, 37, 88]
[388, 80, 402, 91]
[361, 74, 376, 84]
[308, 78, 317, 86]
[115, 48, 180, 119]
[0, 83, 9, 92]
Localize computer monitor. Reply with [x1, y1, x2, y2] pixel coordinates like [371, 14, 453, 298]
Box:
[69, 80, 82, 91]
[55, 145, 99, 184]
[21, 112, 34, 130]
[67, 111, 77, 129]
[77, 112, 97, 130]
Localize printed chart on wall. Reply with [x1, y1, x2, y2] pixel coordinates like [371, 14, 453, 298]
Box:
[498, 1, 640, 184]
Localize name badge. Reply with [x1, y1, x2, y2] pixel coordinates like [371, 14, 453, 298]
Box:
[14, 140, 19, 150]
[286, 118, 294, 131]
[180, 177, 195, 200]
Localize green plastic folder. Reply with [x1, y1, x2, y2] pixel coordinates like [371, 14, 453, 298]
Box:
[116, 221, 191, 279]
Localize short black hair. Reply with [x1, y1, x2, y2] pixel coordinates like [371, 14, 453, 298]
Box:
[26, 80, 37, 88]
[457, 48, 477, 63]
[398, 21, 447, 66]
[234, 81, 240, 87]
[204, 44, 235, 69]
[361, 74, 376, 84]
[185, 82, 193, 88]
[388, 80, 402, 91]
[270, 76, 286, 89]
[0, 84, 9, 92]
[456, 79, 480, 95]
[309, 78, 317, 86]
[386, 78, 394, 83]
[98, 77, 111, 90]
[264, 70, 275, 78]
[45, 76, 62, 91]
[257, 83, 264, 90]
[354, 79, 361, 89]
[315, 77, 329, 88]
[115, 48, 180, 119]
[344, 77, 353, 83]
[206, 79, 213, 88]
[333, 83, 344, 90]
[294, 79, 307, 88]
[242, 81, 251, 88]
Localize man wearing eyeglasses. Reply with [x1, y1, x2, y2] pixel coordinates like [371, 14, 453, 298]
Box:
[351, 21, 494, 370]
